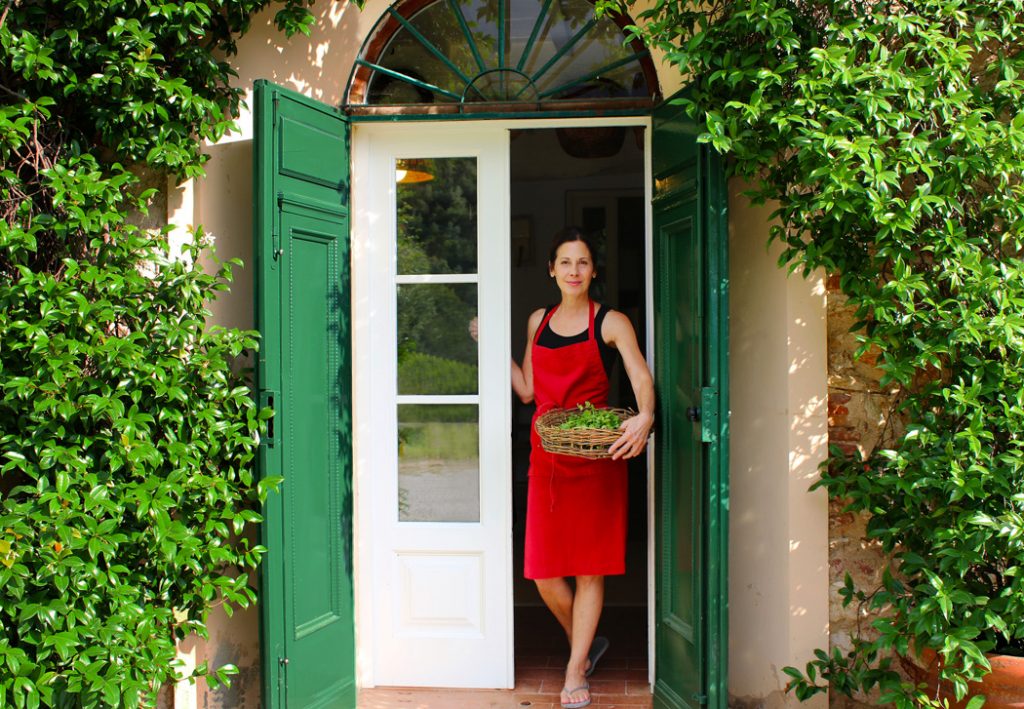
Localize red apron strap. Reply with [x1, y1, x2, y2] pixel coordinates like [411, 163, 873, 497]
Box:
[587, 299, 596, 340]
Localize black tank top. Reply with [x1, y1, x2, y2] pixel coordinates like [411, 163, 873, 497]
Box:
[536, 304, 617, 380]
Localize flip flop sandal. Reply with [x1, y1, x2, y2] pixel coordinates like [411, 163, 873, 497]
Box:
[585, 636, 610, 678]
[561, 683, 591, 709]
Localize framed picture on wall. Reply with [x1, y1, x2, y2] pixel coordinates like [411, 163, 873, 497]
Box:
[511, 215, 533, 267]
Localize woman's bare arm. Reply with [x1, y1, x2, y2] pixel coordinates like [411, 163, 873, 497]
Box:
[602, 310, 655, 460]
[512, 308, 545, 404]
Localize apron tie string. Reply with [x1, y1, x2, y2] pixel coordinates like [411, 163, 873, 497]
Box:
[534, 401, 560, 511]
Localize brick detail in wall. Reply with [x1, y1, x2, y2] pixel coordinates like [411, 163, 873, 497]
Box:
[826, 273, 902, 707]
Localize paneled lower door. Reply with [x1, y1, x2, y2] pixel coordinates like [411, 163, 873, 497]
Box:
[353, 125, 513, 688]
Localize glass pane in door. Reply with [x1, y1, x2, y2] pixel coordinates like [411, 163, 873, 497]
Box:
[397, 284, 478, 395]
[398, 404, 480, 522]
[397, 157, 478, 274]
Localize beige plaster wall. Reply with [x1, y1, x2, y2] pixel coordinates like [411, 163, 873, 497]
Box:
[171, 2, 832, 707]
[727, 180, 830, 709]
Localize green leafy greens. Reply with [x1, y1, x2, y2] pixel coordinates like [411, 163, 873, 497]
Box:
[559, 402, 623, 431]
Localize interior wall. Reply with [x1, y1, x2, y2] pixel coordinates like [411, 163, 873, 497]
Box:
[510, 171, 643, 356]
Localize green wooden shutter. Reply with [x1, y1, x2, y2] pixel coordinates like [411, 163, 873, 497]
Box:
[254, 80, 356, 709]
[651, 94, 729, 709]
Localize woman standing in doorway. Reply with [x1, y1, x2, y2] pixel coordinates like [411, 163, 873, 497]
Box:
[512, 227, 655, 709]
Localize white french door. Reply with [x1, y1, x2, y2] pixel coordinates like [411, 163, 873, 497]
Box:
[352, 124, 513, 688]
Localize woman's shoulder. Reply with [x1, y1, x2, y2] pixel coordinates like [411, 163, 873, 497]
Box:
[526, 307, 546, 335]
[599, 307, 635, 343]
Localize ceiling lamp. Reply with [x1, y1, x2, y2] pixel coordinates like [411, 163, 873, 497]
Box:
[396, 158, 434, 184]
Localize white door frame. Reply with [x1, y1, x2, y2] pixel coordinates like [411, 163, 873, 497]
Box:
[351, 116, 654, 689]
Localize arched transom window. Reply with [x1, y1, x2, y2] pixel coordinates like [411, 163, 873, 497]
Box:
[347, 0, 657, 114]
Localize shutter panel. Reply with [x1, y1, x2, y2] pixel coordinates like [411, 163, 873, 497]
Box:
[652, 94, 729, 709]
[255, 80, 355, 709]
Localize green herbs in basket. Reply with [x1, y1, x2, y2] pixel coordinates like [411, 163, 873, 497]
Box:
[558, 402, 623, 431]
[535, 404, 635, 458]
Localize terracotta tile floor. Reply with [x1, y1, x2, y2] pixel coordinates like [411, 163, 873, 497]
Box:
[358, 606, 652, 709]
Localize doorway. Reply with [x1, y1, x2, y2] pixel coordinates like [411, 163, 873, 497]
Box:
[351, 119, 652, 692]
[508, 126, 651, 686]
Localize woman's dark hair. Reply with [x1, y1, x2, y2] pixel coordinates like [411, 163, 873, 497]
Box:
[547, 226, 597, 267]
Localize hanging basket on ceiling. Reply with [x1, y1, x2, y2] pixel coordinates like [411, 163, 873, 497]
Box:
[555, 126, 627, 159]
[554, 78, 629, 159]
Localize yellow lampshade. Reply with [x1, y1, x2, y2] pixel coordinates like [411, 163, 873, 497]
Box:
[396, 159, 433, 184]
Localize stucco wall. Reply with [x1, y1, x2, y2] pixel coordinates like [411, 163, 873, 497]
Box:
[169, 1, 833, 706]
[726, 182, 829, 709]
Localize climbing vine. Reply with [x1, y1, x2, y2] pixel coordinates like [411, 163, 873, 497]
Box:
[602, 0, 1024, 706]
[0, 1, 329, 706]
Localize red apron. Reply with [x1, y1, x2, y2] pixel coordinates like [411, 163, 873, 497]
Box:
[524, 300, 628, 579]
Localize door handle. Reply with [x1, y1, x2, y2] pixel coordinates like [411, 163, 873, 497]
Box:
[686, 406, 701, 422]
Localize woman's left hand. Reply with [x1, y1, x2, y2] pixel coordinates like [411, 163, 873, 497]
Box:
[609, 411, 653, 460]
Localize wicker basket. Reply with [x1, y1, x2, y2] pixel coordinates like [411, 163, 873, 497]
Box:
[534, 406, 636, 459]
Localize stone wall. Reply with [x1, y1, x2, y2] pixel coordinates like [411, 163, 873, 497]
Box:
[825, 273, 902, 708]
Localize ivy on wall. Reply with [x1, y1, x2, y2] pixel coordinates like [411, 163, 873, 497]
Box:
[603, 0, 1024, 706]
[0, 1, 332, 706]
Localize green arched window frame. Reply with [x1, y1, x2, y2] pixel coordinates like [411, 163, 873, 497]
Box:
[346, 0, 659, 116]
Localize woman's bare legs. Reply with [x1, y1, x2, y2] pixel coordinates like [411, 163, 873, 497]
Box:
[535, 575, 604, 705]
[535, 577, 575, 638]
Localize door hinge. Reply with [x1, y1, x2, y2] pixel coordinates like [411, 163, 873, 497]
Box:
[691, 692, 708, 705]
[700, 387, 719, 443]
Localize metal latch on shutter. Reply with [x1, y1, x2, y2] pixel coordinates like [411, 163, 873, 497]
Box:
[259, 390, 278, 448]
[686, 388, 719, 443]
[272, 192, 285, 260]
[699, 387, 719, 443]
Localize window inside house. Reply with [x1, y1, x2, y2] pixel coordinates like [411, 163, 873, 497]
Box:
[348, 0, 657, 110]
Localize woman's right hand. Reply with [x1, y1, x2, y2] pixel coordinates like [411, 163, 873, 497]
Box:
[609, 411, 654, 460]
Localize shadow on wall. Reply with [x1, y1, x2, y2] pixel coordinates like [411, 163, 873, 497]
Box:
[205, 605, 263, 708]
[232, 1, 362, 111]
[726, 180, 829, 705]
[197, 139, 255, 334]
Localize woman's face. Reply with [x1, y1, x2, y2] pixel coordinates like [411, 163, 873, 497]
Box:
[549, 240, 595, 296]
